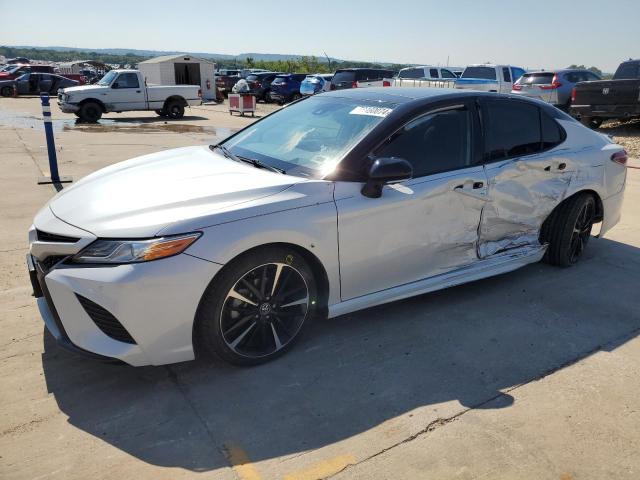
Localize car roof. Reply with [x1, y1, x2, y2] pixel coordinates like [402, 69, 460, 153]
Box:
[318, 87, 478, 104]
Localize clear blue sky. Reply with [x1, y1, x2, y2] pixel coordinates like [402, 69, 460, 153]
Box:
[1, 0, 638, 72]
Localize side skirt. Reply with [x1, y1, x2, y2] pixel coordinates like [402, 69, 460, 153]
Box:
[328, 244, 547, 318]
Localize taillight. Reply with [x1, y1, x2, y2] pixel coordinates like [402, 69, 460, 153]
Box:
[571, 87, 577, 102]
[382, 80, 391, 87]
[611, 150, 628, 166]
[351, 81, 358, 88]
[540, 75, 562, 90]
[512, 83, 522, 91]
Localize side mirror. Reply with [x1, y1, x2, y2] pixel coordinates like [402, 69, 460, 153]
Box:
[361, 157, 413, 198]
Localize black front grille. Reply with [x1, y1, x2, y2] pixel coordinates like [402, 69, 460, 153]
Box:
[40, 255, 67, 273]
[36, 230, 79, 243]
[76, 295, 137, 344]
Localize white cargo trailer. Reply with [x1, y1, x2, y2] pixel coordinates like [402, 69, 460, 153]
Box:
[138, 54, 216, 101]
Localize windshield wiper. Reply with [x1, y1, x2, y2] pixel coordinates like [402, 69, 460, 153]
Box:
[237, 156, 286, 174]
[210, 144, 286, 174]
[211, 143, 240, 161]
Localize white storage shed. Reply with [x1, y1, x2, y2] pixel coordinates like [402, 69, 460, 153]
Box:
[138, 54, 216, 101]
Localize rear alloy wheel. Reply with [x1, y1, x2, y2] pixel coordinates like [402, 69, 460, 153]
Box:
[196, 247, 317, 365]
[542, 194, 596, 267]
[165, 101, 185, 119]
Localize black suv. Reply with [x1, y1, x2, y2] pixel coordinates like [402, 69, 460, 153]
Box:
[245, 72, 283, 102]
[330, 68, 395, 90]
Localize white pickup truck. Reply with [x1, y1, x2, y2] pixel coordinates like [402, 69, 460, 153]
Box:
[454, 64, 526, 93]
[58, 69, 202, 122]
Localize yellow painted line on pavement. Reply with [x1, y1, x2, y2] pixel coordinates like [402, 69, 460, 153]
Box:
[224, 443, 262, 480]
[283, 454, 356, 480]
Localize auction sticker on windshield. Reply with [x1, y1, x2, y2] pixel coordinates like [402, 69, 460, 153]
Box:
[349, 106, 393, 117]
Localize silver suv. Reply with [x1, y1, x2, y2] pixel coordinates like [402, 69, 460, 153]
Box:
[511, 69, 601, 111]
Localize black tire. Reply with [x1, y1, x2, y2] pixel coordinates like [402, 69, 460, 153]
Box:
[78, 101, 102, 123]
[581, 116, 603, 129]
[291, 93, 301, 101]
[165, 101, 184, 119]
[1, 86, 13, 97]
[541, 193, 597, 267]
[195, 246, 318, 366]
[155, 109, 167, 117]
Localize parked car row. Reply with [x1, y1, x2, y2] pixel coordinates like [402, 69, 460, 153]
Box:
[379, 60, 640, 129]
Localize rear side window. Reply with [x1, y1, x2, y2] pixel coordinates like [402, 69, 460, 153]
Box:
[462, 67, 496, 80]
[483, 100, 541, 161]
[429, 68, 439, 78]
[375, 108, 472, 177]
[441, 69, 456, 79]
[541, 111, 564, 149]
[502, 67, 512, 83]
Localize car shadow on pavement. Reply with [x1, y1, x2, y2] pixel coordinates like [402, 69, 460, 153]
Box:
[41, 237, 640, 472]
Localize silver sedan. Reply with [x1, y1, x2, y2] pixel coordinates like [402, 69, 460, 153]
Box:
[28, 88, 627, 366]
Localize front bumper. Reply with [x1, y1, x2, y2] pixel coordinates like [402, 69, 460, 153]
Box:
[29, 210, 223, 366]
[30, 253, 222, 366]
[58, 101, 80, 113]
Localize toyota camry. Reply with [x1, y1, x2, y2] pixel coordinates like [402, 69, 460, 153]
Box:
[28, 88, 627, 366]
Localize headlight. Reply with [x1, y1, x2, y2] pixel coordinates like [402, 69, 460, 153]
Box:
[71, 233, 201, 264]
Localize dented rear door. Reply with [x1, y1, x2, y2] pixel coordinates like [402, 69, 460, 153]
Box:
[478, 98, 573, 257]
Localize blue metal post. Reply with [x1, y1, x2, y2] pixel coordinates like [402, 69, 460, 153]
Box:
[37, 93, 72, 186]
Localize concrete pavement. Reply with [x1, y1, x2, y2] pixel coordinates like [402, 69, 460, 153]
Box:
[0, 97, 639, 480]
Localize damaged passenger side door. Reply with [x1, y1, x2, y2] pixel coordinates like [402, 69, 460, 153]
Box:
[478, 98, 573, 257]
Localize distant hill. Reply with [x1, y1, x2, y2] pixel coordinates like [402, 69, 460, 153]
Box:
[8, 45, 341, 63]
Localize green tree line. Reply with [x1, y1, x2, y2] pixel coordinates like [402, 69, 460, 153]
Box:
[0, 46, 410, 73]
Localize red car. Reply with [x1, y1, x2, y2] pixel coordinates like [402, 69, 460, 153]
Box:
[0, 64, 54, 80]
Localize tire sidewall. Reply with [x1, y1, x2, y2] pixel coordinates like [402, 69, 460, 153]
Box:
[79, 102, 102, 122]
[195, 246, 318, 366]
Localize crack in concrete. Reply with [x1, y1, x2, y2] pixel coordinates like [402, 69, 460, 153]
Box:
[321, 325, 640, 480]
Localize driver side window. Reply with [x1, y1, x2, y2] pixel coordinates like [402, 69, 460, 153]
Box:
[114, 73, 140, 89]
[375, 107, 472, 178]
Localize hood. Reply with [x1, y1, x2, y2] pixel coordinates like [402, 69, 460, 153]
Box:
[62, 84, 107, 95]
[48, 146, 305, 237]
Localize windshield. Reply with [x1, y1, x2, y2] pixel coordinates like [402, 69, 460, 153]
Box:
[222, 96, 394, 178]
[462, 67, 496, 80]
[97, 70, 119, 85]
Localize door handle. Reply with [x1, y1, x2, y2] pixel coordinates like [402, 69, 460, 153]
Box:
[453, 182, 491, 202]
[136, 90, 141, 93]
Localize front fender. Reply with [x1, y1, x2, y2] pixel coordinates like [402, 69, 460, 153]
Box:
[186, 200, 341, 306]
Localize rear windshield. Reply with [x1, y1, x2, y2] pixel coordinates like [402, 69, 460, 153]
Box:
[399, 68, 425, 79]
[462, 67, 497, 80]
[614, 63, 640, 80]
[246, 75, 259, 82]
[518, 72, 554, 85]
[272, 76, 288, 84]
[332, 71, 356, 83]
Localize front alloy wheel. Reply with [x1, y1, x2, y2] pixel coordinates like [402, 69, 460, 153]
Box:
[195, 246, 317, 365]
[221, 263, 309, 358]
